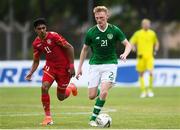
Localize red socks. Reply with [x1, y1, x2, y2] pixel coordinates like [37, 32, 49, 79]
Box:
[41, 88, 71, 116]
[41, 93, 50, 116]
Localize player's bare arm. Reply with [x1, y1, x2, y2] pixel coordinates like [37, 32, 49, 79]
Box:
[76, 44, 89, 79]
[153, 41, 160, 56]
[25, 56, 40, 81]
[120, 39, 132, 62]
[57, 41, 75, 77]
[155, 41, 160, 52]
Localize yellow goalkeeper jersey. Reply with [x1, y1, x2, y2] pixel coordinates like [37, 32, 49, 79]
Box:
[130, 29, 158, 57]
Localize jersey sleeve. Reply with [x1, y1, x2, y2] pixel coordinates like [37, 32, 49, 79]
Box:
[153, 31, 158, 45]
[84, 29, 92, 46]
[130, 31, 138, 45]
[52, 32, 68, 46]
[32, 43, 41, 60]
[114, 26, 126, 43]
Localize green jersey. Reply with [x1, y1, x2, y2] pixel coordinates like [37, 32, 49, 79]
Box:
[85, 24, 126, 64]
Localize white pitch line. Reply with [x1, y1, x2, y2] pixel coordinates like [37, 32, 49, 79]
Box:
[0, 104, 93, 109]
[0, 109, 117, 117]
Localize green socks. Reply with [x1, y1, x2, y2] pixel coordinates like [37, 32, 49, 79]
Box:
[90, 97, 105, 121]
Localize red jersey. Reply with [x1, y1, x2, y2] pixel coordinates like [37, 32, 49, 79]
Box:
[32, 32, 69, 68]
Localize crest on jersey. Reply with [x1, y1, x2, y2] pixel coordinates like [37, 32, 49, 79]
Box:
[107, 34, 113, 40]
[47, 39, 51, 44]
[96, 36, 100, 40]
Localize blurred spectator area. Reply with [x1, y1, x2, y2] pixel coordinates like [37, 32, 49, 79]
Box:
[0, 0, 180, 60]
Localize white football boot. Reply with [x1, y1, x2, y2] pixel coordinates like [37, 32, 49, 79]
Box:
[140, 91, 147, 98]
[89, 120, 98, 127]
[147, 90, 154, 97]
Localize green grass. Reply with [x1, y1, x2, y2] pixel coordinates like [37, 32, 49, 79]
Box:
[0, 87, 180, 129]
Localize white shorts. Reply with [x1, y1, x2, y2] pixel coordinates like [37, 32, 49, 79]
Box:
[88, 64, 117, 88]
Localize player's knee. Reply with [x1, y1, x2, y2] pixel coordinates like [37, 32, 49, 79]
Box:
[139, 73, 144, 77]
[41, 85, 49, 93]
[57, 95, 65, 101]
[41, 82, 51, 93]
[100, 91, 108, 99]
[57, 92, 67, 101]
[57, 97, 65, 101]
[88, 93, 97, 100]
[149, 71, 153, 76]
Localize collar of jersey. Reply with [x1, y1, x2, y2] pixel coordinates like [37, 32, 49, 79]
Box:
[38, 32, 49, 41]
[141, 29, 150, 32]
[97, 23, 108, 32]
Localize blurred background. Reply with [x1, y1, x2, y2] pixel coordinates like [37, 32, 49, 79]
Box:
[1, 1, 180, 129]
[0, 0, 180, 60]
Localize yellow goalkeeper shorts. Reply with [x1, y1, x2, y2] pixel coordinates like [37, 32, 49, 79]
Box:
[136, 55, 154, 72]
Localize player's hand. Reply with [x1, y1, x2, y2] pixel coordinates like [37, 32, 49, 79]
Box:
[154, 47, 158, 56]
[25, 73, 32, 81]
[69, 64, 75, 77]
[131, 45, 136, 52]
[154, 50, 157, 56]
[75, 68, 82, 80]
[69, 68, 75, 78]
[120, 53, 127, 62]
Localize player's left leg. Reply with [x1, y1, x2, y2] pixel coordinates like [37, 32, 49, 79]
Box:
[147, 70, 154, 97]
[147, 57, 154, 97]
[87, 65, 101, 126]
[56, 83, 78, 101]
[56, 69, 77, 101]
[88, 87, 100, 127]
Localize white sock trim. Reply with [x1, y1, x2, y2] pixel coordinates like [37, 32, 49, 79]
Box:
[92, 113, 98, 117]
[94, 105, 102, 110]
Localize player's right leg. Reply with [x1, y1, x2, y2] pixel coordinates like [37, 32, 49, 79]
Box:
[88, 87, 100, 100]
[138, 72, 147, 98]
[41, 71, 54, 125]
[88, 87, 99, 127]
[88, 65, 101, 126]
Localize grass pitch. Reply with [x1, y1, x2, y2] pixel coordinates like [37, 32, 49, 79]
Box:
[0, 87, 180, 129]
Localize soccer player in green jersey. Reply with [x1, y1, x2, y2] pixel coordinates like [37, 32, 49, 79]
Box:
[76, 6, 131, 127]
[130, 19, 159, 98]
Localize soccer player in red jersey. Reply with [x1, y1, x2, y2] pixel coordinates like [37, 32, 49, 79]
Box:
[25, 18, 78, 125]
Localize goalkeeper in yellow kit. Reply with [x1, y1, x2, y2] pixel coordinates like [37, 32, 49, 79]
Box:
[130, 19, 159, 98]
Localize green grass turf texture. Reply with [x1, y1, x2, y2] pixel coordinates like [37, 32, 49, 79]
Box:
[0, 87, 180, 129]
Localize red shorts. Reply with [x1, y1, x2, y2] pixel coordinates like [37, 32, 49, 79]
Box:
[42, 65, 70, 93]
